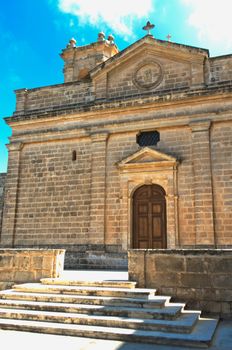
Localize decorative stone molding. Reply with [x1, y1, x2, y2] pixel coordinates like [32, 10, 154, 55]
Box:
[6, 142, 24, 152]
[189, 120, 211, 132]
[90, 132, 109, 142]
[132, 60, 163, 90]
[117, 147, 180, 250]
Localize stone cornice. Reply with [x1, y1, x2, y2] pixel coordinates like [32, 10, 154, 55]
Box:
[90, 132, 109, 142]
[6, 83, 232, 126]
[6, 142, 24, 151]
[189, 120, 211, 132]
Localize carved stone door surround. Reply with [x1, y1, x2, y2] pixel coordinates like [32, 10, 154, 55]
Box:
[117, 147, 179, 251]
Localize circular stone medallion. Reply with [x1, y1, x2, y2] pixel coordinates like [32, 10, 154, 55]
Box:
[133, 61, 163, 90]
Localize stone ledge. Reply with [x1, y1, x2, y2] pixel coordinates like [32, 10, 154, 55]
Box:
[0, 249, 65, 252]
[130, 248, 232, 255]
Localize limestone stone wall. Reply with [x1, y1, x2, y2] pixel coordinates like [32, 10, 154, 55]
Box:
[0, 173, 6, 232]
[209, 56, 232, 84]
[2, 34, 232, 268]
[129, 249, 232, 317]
[211, 122, 232, 246]
[106, 56, 191, 100]
[105, 127, 195, 248]
[0, 249, 65, 290]
[106, 132, 137, 248]
[2, 110, 232, 265]
[13, 140, 92, 247]
[156, 128, 195, 246]
[13, 57, 232, 116]
[15, 81, 94, 113]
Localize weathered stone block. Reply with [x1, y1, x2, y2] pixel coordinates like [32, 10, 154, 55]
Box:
[207, 257, 232, 273]
[0, 271, 14, 282]
[129, 250, 232, 317]
[180, 273, 211, 288]
[175, 287, 197, 300]
[193, 288, 218, 301]
[14, 271, 35, 282]
[212, 275, 232, 289]
[128, 250, 145, 288]
[0, 249, 65, 285]
[214, 289, 232, 302]
[0, 255, 13, 268]
[150, 272, 181, 288]
[155, 255, 184, 272]
[13, 256, 30, 270]
[185, 257, 208, 273]
[0, 282, 14, 291]
[221, 302, 231, 315]
[32, 256, 43, 269]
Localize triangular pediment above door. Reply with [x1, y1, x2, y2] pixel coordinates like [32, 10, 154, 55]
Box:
[117, 147, 178, 171]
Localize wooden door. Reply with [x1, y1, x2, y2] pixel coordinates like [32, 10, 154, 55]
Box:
[133, 185, 167, 249]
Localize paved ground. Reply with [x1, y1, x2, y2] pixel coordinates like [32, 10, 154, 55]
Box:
[0, 320, 231, 350]
[0, 270, 231, 349]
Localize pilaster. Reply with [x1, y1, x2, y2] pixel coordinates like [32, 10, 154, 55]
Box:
[89, 133, 108, 245]
[1, 142, 23, 247]
[190, 120, 215, 246]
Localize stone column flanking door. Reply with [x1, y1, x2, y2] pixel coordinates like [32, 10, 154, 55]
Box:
[89, 133, 108, 246]
[1, 142, 23, 247]
[190, 120, 215, 246]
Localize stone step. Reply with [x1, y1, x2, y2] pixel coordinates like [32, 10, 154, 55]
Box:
[0, 307, 200, 333]
[0, 317, 218, 348]
[40, 278, 137, 289]
[12, 283, 156, 299]
[64, 251, 128, 270]
[0, 290, 170, 308]
[0, 300, 186, 320]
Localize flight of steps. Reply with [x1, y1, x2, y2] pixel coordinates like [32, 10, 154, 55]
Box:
[0, 278, 218, 348]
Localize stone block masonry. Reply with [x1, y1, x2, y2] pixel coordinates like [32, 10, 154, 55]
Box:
[1, 33, 232, 268]
[0, 249, 65, 290]
[0, 173, 6, 233]
[129, 249, 232, 318]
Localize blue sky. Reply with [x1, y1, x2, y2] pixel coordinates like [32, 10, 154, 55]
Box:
[1, 0, 232, 172]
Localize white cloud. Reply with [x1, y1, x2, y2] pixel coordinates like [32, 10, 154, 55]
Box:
[182, 0, 232, 54]
[58, 0, 153, 39]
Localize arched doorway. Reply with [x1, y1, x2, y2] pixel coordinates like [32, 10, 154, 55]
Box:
[133, 184, 167, 249]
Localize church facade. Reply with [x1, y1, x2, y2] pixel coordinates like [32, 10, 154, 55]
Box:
[1, 31, 232, 268]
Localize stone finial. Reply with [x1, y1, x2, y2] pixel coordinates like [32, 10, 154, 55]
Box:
[142, 21, 155, 35]
[107, 34, 115, 45]
[98, 32, 105, 42]
[67, 37, 77, 48]
[166, 34, 172, 42]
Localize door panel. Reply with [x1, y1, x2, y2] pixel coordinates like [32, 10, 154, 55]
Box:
[139, 241, 149, 249]
[138, 204, 148, 214]
[138, 216, 148, 238]
[133, 185, 166, 249]
[152, 241, 163, 249]
[152, 204, 161, 214]
[152, 217, 161, 237]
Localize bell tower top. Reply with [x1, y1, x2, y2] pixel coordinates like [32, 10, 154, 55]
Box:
[60, 33, 119, 83]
